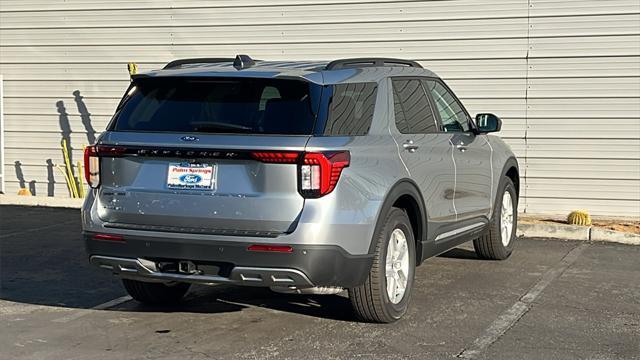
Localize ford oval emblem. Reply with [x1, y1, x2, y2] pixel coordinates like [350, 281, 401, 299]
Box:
[180, 174, 202, 184]
[180, 136, 199, 142]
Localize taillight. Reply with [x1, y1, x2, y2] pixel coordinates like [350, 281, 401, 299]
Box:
[250, 150, 350, 198]
[96, 145, 127, 157]
[250, 151, 300, 163]
[300, 151, 350, 198]
[84, 145, 100, 188]
[84, 145, 127, 189]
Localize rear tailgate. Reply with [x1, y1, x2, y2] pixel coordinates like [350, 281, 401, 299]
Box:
[96, 132, 309, 235]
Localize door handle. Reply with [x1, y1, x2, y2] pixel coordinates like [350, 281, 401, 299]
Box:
[403, 140, 419, 152]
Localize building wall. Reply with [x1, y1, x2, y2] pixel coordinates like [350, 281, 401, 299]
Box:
[0, 0, 639, 216]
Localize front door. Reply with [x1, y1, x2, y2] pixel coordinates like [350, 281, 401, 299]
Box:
[425, 79, 493, 221]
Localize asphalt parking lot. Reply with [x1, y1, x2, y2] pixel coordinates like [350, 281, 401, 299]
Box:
[1, 205, 639, 360]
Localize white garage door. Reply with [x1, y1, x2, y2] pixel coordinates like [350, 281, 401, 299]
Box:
[0, 0, 638, 217]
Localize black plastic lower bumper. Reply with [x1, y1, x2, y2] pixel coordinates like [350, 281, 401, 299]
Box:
[84, 232, 373, 288]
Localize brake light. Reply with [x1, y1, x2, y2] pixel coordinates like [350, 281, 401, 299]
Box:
[300, 151, 350, 198]
[95, 145, 127, 157]
[83, 145, 128, 189]
[248, 150, 349, 198]
[250, 151, 300, 163]
[84, 145, 100, 188]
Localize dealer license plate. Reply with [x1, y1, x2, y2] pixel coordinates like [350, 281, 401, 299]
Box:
[167, 163, 217, 190]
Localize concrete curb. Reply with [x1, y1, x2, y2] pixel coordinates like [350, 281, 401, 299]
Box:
[516, 223, 590, 241]
[590, 227, 640, 246]
[0, 195, 83, 209]
[517, 223, 640, 246]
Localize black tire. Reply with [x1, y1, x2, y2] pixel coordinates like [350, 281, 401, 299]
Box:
[122, 279, 190, 305]
[473, 177, 518, 260]
[348, 207, 416, 323]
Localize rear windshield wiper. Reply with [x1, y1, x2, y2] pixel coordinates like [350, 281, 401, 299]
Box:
[191, 122, 253, 133]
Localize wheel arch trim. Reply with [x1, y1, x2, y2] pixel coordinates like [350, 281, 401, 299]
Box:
[490, 156, 520, 220]
[500, 157, 520, 197]
[368, 179, 428, 264]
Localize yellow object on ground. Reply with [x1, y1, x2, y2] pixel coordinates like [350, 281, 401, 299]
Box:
[61, 139, 79, 198]
[567, 210, 592, 226]
[55, 164, 75, 198]
[17, 188, 32, 196]
[77, 160, 85, 198]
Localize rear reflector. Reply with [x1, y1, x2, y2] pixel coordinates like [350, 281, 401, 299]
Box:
[247, 244, 293, 253]
[92, 233, 125, 242]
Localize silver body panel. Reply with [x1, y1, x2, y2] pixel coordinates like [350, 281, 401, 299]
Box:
[83, 59, 518, 276]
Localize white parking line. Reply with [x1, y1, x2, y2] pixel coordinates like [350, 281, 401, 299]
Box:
[52, 295, 132, 323]
[457, 243, 588, 359]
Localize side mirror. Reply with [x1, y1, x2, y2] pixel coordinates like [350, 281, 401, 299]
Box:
[475, 113, 502, 133]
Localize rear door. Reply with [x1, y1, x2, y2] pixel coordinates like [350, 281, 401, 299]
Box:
[95, 76, 323, 235]
[390, 78, 457, 233]
[425, 79, 493, 221]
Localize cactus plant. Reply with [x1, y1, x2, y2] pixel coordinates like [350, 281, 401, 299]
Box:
[567, 210, 592, 226]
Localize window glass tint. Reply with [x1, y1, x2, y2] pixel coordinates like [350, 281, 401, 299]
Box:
[324, 82, 377, 136]
[258, 86, 281, 111]
[111, 77, 320, 135]
[393, 87, 410, 133]
[392, 79, 437, 134]
[425, 80, 469, 132]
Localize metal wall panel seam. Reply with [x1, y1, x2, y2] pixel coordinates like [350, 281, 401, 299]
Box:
[524, 0, 532, 213]
[0, 75, 5, 193]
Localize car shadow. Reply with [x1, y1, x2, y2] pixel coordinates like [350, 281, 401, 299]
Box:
[115, 284, 356, 322]
[2, 206, 482, 323]
[1, 206, 359, 321]
[438, 247, 479, 260]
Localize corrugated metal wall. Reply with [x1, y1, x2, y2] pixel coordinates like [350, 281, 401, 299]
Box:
[0, 0, 639, 216]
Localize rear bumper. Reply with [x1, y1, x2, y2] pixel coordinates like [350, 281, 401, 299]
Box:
[90, 255, 315, 287]
[84, 232, 373, 288]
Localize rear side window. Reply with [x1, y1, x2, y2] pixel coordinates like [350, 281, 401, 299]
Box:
[393, 85, 411, 133]
[323, 82, 377, 136]
[111, 77, 322, 135]
[392, 79, 437, 134]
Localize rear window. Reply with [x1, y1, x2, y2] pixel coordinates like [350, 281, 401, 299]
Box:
[111, 77, 322, 135]
[323, 82, 377, 136]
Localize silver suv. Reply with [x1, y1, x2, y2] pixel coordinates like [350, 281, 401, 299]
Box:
[83, 55, 519, 323]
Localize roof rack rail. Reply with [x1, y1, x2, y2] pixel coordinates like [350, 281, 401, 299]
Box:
[325, 57, 423, 70]
[163, 58, 235, 69]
